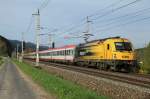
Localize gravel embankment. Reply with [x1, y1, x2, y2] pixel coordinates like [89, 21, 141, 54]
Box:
[25, 61, 150, 99]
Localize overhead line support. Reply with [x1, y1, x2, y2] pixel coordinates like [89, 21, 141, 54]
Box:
[32, 9, 40, 67]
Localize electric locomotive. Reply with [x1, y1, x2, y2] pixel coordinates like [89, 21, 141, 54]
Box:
[75, 37, 138, 72]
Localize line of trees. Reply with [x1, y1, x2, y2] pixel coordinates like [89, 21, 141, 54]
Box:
[142, 43, 150, 73]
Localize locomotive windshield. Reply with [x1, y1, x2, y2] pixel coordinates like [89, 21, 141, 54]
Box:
[115, 42, 132, 51]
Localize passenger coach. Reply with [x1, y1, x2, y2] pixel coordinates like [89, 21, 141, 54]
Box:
[24, 45, 76, 63]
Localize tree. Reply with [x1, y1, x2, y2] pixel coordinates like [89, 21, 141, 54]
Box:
[143, 43, 150, 73]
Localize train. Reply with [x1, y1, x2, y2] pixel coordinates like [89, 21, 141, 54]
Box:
[24, 37, 139, 72]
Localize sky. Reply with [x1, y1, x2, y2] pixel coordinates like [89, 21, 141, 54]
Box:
[0, 0, 150, 48]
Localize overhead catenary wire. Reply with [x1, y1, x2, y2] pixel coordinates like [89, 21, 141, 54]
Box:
[24, 0, 148, 47]
[91, 0, 144, 21]
[60, 1, 147, 41]
[39, 0, 51, 11]
[93, 7, 150, 24]
[93, 16, 150, 34]
[54, 0, 144, 42]
[53, 0, 125, 37]
[89, 0, 124, 17]
[25, 16, 33, 33]
[93, 7, 150, 29]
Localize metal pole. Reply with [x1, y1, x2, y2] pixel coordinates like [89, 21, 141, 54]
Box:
[21, 32, 24, 62]
[87, 16, 90, 34]
[36, 9, 40, 67]
[48, 34, 51, 48]
[33, 9, 40, 67]
[83, 16, 92, 42]
[17, 44, 19, 60]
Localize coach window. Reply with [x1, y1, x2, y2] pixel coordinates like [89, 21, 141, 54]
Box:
[62, 51, 63, 55]
[59, 51, 61, 56]
[72, 50, 74, 55]
[56, 51, 57, 56]
[57, 51, 59, 56]
[60, 51, 62, 56]
[64, 50, 65, 55]
[61, 51, 63, 56]
[67, 50, 69, 55]
[69, 50, 71, 55]
[71, 50, 74, 55]
[59, 51, 60, 55]
[55, 51, 57, 56]
[61, 51, 63, 55]
[57, 51, 58, 56]
[68, 50, 70, 55]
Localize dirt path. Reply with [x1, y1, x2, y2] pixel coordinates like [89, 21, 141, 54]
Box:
[0, 59, 55, 99]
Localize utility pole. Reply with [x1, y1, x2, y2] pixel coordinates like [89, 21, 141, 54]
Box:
[83, 16, 93, 42]
[48, 34, 51, 48]
[16, 44, 19, 60]
[21, 32, 24, 62]
[32, 9, 40, 67]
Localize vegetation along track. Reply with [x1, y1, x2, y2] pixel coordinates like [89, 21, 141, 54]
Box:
[30, 60, 150, 89]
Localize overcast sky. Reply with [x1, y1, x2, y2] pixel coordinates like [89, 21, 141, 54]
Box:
[0, 0, 150, 48]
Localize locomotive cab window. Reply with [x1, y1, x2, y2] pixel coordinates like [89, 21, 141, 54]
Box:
[115, 42, 132, 51]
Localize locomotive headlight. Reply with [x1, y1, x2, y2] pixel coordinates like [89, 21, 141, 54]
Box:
[113, 54, 117, 59]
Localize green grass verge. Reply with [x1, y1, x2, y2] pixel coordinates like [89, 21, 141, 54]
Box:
[13, 60, 108, 99]
[0, 57, 4, 66]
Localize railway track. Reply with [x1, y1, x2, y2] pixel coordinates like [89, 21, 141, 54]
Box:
[28, 60, 150, 89]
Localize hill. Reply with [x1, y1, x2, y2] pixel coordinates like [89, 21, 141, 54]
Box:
[0, 35, 49, 57]
[0, 35, 12, 57]
[9, 40, 49, 53]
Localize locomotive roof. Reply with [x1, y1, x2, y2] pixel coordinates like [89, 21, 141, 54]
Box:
[78, 36, 121, 47]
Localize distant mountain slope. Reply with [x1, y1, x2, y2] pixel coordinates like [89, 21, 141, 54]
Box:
[9, 40, 49, 53]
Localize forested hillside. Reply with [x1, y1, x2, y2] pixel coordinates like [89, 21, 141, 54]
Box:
[0, 36, 12, 57]
[9, 40, 49, 53]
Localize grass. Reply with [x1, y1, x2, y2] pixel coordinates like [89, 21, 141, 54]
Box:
[0, 57, 4, 66]
[13, 60, 108, 99]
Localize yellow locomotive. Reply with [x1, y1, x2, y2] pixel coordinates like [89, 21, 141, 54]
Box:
[75, 37, 138, 72]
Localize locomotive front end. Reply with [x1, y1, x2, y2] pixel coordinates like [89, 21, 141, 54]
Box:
[112, 39, 138, 72]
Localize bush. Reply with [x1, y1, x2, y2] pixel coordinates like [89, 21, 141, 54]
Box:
[142, 43, 150, 73]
